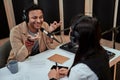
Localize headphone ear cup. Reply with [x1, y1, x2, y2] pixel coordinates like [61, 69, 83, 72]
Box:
[22, 10, 29, 23]
[70, 15, 85, 43]
[70, 30, 79, 43]
[70, 31, 75, 43]
[22, 10, 26, 21]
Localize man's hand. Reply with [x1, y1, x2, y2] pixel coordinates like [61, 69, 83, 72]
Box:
[25, 33, 40, 51]
[27, 33, 40, 42]
[25, 38, 34, 51]
[49, 21, 62, 32]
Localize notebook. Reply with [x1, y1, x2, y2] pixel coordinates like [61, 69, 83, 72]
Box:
[48, 54, 69, 64]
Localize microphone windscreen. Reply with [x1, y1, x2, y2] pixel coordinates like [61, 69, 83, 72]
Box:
[40, 28, 44, 32]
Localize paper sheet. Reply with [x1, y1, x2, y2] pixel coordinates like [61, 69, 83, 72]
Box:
[48, 54, 69, 64]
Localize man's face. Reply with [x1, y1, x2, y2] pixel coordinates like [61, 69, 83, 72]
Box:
[28, 10, 44, 30]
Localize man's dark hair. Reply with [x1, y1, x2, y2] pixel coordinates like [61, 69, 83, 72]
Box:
[23, 5, 43, 22]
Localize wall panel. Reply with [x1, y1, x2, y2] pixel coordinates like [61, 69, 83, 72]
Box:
[93, 0, 115, 41]
[0, 0, 9, 39]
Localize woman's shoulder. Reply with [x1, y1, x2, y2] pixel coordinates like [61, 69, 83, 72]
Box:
[70, 63, 98, 79]
[71, 63, 91, 71]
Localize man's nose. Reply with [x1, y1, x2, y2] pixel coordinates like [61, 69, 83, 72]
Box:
[36, 18, 41, 22]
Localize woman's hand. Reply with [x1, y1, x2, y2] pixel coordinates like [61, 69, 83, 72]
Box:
[59, 68, 69, 78]
[48, 67, 69, 79]
[48, 68, 59, 80]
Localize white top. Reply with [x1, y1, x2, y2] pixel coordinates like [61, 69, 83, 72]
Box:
[60, 63, 98, 80]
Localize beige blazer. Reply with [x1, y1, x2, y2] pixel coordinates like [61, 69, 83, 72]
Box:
[8, 21, 59, 62]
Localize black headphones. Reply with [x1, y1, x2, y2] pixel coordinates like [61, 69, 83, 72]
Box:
[70, 15, 98, 44]
[70, 19, 80, 43]
[70, 15, 89, 43]
[22, 5, 42, 23]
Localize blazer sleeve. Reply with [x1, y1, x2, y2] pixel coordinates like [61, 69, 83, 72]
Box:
[9, 26, 29, 61]
[41, 22, 60, 49]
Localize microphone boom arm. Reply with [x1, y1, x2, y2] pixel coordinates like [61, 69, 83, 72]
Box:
[51, 28, 70, 35]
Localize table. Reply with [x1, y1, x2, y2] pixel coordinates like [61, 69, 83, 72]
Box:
[0, 45, 120, 80]
[104, 46, 120, 80]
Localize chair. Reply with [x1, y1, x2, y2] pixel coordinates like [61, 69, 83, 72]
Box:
[0, 40, 11, 68]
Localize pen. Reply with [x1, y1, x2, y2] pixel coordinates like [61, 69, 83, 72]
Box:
[56, 62, 58, 69]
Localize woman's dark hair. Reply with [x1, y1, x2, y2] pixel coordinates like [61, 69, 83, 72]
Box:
[70, 14, 106, 70]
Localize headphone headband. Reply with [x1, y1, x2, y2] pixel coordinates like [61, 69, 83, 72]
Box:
[22, 5, 42, 23]
[70, 15, 92, 43]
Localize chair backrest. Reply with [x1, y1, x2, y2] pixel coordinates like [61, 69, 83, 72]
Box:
[0, 40, 11, 68]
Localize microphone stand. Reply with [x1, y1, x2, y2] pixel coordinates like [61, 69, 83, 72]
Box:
[113, 26, 120, 49]
[102, 26, 120, 49]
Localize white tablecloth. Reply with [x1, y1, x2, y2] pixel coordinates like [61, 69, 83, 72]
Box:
[0, 46, 120, 80]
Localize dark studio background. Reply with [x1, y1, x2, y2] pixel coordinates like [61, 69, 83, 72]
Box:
[93, 0, 114, 41]
[0, 0, 9, 39]
[0, 0, 120, 42]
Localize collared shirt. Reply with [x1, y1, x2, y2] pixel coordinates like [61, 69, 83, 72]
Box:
[60, 63, 98, 80]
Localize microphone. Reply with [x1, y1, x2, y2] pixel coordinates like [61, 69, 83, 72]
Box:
[40, 28, 61, 43]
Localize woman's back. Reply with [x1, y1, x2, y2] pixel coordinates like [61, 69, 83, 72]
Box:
[70, 15, 112, 80]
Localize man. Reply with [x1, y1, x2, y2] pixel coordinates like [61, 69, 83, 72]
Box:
[8, 5, 62, 62]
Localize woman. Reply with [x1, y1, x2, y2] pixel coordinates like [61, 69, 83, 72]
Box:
[48, 15, 112, 80]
